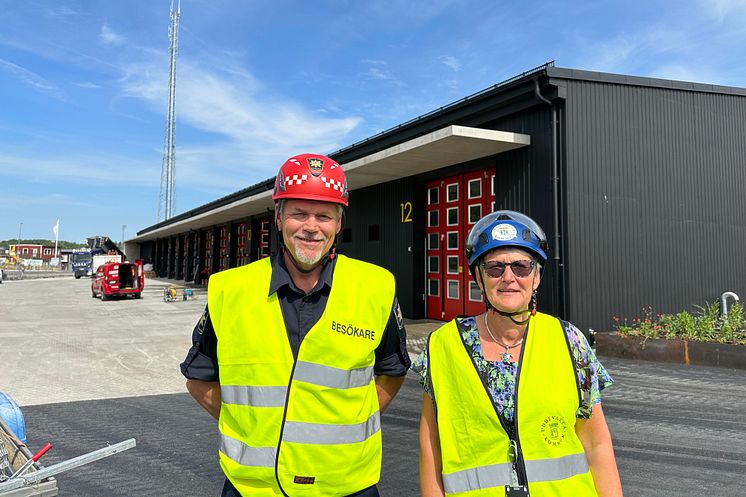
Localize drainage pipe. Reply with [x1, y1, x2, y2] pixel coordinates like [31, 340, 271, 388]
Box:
[720, 291, 739, 317]
[533, 78, 564, 318]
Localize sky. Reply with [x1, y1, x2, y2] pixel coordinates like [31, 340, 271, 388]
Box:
[1, 0, 746, 245]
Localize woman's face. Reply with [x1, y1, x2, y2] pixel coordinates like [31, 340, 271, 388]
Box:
[476, 247, 541, 314]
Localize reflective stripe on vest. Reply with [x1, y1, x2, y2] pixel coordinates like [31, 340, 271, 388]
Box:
[283, 412, 380, 445]
[525, 452, 589, 482]
[220, 433, 276, 468]
[443, 461, 513, 494]
[210, 255, 395, 496]
[221, 385, 287, 407]
[442, 452, 589, 493]
[293, 361, 374, 389]
[220, 359, 373, 408]
[429, 314, 597, 496]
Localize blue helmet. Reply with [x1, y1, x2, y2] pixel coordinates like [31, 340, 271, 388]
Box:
[465, 210, 548, 274]
[0, 391, 26, 443]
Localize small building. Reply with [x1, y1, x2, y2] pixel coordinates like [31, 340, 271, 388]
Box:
[9, 244, 62, 266]
[127, 63, 746, 332]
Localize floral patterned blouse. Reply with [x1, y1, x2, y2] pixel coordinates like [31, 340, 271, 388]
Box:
[412, 316, 613, 422]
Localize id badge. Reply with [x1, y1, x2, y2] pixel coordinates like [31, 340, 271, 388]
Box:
[505, 485, 529, 497]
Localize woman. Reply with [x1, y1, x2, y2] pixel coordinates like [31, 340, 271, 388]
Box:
[414, 211, 622, 497]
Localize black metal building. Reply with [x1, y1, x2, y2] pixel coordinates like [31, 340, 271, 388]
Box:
[128, 63, 746, 332]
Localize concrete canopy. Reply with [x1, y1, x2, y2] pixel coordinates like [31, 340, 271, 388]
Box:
[131, 125, 530, 242]
[343, 125, 530, 190]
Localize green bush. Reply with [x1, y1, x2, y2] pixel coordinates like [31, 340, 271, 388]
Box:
[614, 302, 746, 345]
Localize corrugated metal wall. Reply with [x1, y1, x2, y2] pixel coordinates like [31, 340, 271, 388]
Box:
[564, 81, 746, 332]
[488, 107, 558, 316]
[338, 177, 417, 316]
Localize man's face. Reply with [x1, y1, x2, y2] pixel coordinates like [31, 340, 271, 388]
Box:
[277, 199, 342, 270]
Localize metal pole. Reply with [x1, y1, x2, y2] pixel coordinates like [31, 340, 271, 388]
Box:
[18, 222, 22, 245]
[0, 439, 136, 492]
[121, 225, 127, 257]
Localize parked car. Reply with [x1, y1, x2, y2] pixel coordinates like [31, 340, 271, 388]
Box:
[91, 260, 144, 300]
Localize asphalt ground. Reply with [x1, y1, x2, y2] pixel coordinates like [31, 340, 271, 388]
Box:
[1, 277, 745, 496]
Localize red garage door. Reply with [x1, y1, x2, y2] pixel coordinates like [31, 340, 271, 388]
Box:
[426, 169, 495, 321]
[257, 216, 271, 259]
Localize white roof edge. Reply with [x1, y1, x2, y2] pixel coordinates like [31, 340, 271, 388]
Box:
[130, 189, 274, 242]
[133, 125, 531, 242]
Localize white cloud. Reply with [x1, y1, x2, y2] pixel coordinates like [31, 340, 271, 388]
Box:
[44, 6, 79, 22]
[360, 60, 405, 87]
[101, 24, 125, 46]
[443, 79, 461, 91]
[0, 152, 158, 188]
[583, 27, 691, 74]
[368, 67, 391, 81]
[0, 43, 366, 207]
[76, 81, 102, 89]
[573, 4, 746, 88]
[0, 192, 90, 210]
[0, 52, 359, 198]
[362, 0, 461, 25]
[441, 56, 460, 71]
[699, 0, 746, 23]
[0, 58, 65, 99]
[119, 55, 360, 156]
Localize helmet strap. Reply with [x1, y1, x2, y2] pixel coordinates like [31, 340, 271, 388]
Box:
[495, 308, 532, 326]
[531, 289, 537, 316]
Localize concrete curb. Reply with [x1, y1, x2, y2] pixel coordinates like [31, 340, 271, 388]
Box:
[594, 332, 746, 370]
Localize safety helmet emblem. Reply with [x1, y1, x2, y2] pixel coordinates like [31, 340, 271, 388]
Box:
[308, 157, 324, 177]
[492, 223, 517, 241]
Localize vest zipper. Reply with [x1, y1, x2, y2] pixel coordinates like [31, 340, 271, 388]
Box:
[511, 327, 529, 486]
[274, 303, 297, 497]
[458, 319, 530, 487]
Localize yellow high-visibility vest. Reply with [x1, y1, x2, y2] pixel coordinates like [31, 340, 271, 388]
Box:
[428, 313, 598, 496]
[208, 255, 395, 496]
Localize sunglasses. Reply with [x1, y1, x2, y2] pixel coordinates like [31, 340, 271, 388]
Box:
[480, 259, 536, 278]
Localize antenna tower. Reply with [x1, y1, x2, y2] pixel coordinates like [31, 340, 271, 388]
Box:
[158, 0, 181, 221]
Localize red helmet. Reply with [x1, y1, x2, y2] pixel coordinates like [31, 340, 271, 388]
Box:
[272, 153, 349, 206]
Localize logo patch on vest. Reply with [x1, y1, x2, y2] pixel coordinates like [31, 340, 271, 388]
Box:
[331, 320, 376, 340]
[540, 415, 568, 447]
[294, 475, 315, 485]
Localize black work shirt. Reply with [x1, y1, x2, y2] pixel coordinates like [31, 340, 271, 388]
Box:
[180, 253, 411, 381]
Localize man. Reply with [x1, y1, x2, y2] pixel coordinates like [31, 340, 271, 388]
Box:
[181, 153, 411, 497]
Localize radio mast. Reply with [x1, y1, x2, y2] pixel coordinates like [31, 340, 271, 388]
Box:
[158, 0, 181, 221]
